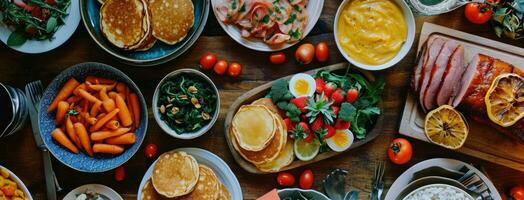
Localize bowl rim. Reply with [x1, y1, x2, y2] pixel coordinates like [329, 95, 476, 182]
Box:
[277, 188, 330, 200]
[400, 177, 476, 200]
[38, 62, 148, 173]
[79, 0, 209, 66]
[152, 68, 220, 139]
[0, 166, 33, 200]
[0, 83, 15, 137]
[333, 0, 416, 71]
[209, 0, 325, 52]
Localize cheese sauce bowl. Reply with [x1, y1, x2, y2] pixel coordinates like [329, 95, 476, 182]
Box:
[334, 0, 415, 71]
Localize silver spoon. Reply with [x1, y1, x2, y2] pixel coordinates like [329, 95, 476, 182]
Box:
[323, 169, 348, 200]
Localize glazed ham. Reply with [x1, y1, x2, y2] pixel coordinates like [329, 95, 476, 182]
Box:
[417, 36, 446, 112]
[437, 45, 465, 106]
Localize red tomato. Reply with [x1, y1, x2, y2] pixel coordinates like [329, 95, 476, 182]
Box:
[199, 53, 218, 70]
[315, 42, 329, 62]
[214, 60, 228, 75]
[45, 0, 56, 5]
[486, 0, 500, 4]
[387, 138, 413, 165]
[299, 170, 314, 189]
[228, 62, 242, 77]
[30, 7, 43, 20]
[295, 43, 315, 64]
[277, 172, 295, 186]
[270, 52, 286, 64]
[26, 26, 37, 35]
[511, 186, 524, 200]
[346, 89, 359, 103]
[464, 3, 493, 24]
[145, 143, 158, 158]
[114, 166, 125, 181]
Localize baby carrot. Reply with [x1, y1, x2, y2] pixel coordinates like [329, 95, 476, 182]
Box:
[87, 83, 117, 91]
[65, 117, 81, 149]
[114, 95, 133, 127]
[48, 78, 80, 112]
[56, 101, 69, 125]
[51, 128, 79, 154]
[66, 96, 82, 104]
[93, 144, 124, 154]
[99, 87, 109, 101]
[73, 83, 87, 96]
[74, 123, 93, 156]
[105, 120, 120, 130]
[90, 127, 131, 141]
[90, 101, 102, 116]
[86, 117, 97, 125]
[105, 133, 136, 145]
[86, 76, 116, 85]
[90, 108, 120, 132]
[129, 93, 140, 128]
[78, 89, 101, 104]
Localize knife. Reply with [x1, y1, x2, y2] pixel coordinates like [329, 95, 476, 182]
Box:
[25, 81, 60, 200]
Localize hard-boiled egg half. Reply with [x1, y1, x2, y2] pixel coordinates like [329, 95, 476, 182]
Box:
[289, 73, 316, 97]
[326, 129, 354, 152]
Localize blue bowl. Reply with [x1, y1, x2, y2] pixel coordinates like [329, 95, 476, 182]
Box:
[39, 62, 148, 173]
[80, 0, 209, 66]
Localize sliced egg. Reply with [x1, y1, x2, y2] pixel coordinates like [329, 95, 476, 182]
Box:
[289, 73, 316, 97]
[326, 129, 355, 152]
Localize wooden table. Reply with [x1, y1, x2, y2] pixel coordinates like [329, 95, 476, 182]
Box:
[1, 1, 523, 199]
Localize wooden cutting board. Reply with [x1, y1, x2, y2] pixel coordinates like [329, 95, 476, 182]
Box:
[399, 22, 524, 172]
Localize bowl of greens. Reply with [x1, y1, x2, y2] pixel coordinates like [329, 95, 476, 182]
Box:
[278, 188, 330, 200]
[153, 68, 220, 139]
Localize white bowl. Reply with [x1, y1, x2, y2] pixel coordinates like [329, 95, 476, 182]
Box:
[137, 148, 242, 200]
[210, 0, 324, 52]
[334, 0, 415, 71]
[0, 166, 33, 200]
[152, 69, 220, 139]
[278, 188, 330, 200]
[63, 184, 122, 200]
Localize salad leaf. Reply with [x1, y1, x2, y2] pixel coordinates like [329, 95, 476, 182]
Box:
[7, 30, 26, 46]
[46, 17, 57, 33]
[338, 102, 356, 122]
[270, 79, 290, 102]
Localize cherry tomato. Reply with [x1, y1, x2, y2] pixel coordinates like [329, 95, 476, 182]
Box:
[45, 0, 56, 5]
[464, 3, 493, 24]
[295, 43, 315, 64]
[315, 42, 329, 62]
[277, 172, 295, 187]
[200, 53, 218, 70]
[114, 166, 125, 181]
[511, 186, 524, 200]
[26, 26, 37, 35]
[486, 0, 500, 4]
[346, 89, 359, 103]
[299, 170, 314, 189]
[228, 62, 242, 77]
[145, 143, 158, 158]
[270, 52, 286, 64]
[214, 60, 228, 75]
[30, 7, 43, 20]
[387, 138, 413, 165]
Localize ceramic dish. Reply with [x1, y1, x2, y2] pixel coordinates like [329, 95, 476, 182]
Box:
[0, 166, 33, 200]
[63, 184, 123, 200]
[385, 158, 501, 200]
[395, 176, 477, 200]
[334, 0, 415, 71]
[137, 148, 242, 200]
[0, 82, 27, 138]
[80, 0, 209, 66]
[152, 69, 220, 139]
[278, 188, 330, 200]
[210, 0, 324, 52]
[0, 0, 80, 54]
[39, 62, 148, 173]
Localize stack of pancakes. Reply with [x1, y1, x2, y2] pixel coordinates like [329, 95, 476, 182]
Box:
[99, 0, 194, 51]
[141, 151, 230, 200]
[230, 98, 294, 172]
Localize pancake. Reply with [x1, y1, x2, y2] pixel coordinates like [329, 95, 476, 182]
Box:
[151, 151, 199, 198]
[140, 179, 171, 200]
[232, 105, 277, 151]
[128, 1, 156, 51]
[100, 0, 148, 49]
[231, 111, 286, 165]
[148, 0, 194, 45]
[251, 98, 280, 114]
[256, 140, 295, 173]
[176, 165, 220, 200]
[218, 182, 231, 200]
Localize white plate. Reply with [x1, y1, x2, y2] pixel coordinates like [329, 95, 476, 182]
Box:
[210, 0, 324, 52]
[137, 148, 242, 200]
[63, 184, 122, 200]
[0, 166, 33, 200]
[385, 158, 501, 200]
[0, 0, 81, 54]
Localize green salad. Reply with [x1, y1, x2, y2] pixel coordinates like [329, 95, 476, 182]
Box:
[157, 73, 217, 134]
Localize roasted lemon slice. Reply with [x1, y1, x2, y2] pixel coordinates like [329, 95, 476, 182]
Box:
[424, 105, 469, 149]
[485, 73, 524, 127]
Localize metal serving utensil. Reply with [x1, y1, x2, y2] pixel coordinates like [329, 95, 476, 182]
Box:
[324, 169, 349, 200]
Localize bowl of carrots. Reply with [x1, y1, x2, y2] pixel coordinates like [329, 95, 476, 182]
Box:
[38, 62, 147, 173]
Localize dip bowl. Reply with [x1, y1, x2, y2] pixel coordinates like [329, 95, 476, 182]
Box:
[334, 0, 416, 71]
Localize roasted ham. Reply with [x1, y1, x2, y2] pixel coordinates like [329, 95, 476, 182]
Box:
[437, 45, 465, 106]
[417, 37, 447, 112]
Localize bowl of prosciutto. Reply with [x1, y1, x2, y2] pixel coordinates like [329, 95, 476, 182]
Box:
[210, 0, 324, 52]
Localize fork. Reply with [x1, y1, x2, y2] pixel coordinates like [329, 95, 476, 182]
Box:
[370, 161, 385, 200]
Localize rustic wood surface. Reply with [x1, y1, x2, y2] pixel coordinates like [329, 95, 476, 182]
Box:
[0, 1, 523, 199]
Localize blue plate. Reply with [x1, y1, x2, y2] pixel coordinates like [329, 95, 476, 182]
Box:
[80, 0, 209, 66]
[39, 62, 148, 173]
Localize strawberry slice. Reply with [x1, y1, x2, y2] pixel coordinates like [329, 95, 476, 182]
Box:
[331, 89, 345, 106]
[290, 97, 308, 113]
[315, 78, 325, 94]
[323, 82, 337, 98]
[324, 125, 336, 139]
[310, 116, 324, 132]
[334, 119, 351, 130]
